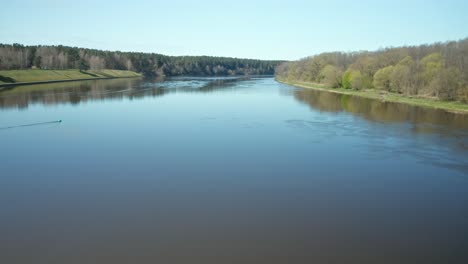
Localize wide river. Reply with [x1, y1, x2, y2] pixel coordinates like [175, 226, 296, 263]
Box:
[1, 77, 467, 263]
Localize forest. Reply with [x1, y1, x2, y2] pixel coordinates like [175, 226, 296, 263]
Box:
[0, 44, 281, 77]
[276, 38, 468, 102]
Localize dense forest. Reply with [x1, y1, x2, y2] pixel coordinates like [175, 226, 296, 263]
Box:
[276, 38, 468, 102]
[0, 44, 281, 77]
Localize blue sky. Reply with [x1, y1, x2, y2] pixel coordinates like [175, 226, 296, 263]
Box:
[1, 0, 467, 60]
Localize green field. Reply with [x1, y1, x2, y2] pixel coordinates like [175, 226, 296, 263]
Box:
[277, 78, 468, 114]
[0, 69, 141, 84]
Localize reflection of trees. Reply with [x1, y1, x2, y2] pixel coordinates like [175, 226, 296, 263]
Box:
[293, 89, 343, 112]
[0, 77, 253, 109]
[293, 88, 468, 130]
[0, 79, 139, 109]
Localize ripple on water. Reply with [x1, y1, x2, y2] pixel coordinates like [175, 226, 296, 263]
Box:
[284, 117, 468, 175]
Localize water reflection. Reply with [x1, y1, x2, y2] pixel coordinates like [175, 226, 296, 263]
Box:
[292, 88, 468, 130]
[287, 87, 468, 173]
[1, 78, 468, 263]
[0, 76, 262, 109]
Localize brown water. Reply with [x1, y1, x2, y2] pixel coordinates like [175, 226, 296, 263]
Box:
[1, 77, 467, 263]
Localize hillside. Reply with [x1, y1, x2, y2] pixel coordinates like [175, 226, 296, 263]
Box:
[0, 44, 283, 77]
[276, 38, 468, 102]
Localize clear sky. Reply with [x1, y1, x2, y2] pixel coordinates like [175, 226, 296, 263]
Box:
[1, 0, 467, 60]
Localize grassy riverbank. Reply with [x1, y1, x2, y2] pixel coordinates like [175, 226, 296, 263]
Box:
[0, 69, 142, 86]
[277, 78, 468, 114]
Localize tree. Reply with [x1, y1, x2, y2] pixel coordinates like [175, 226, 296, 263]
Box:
[319, 64, 343, 88]
[373, 66, 394, 91]
[420, 52, 443, 85]
[390, 56, 415, 94]
[274, 38, 468, 101]
[67, 48, 80, 68]
[34, 56, 42, 68]
[342, 71, 352, 89]
[349, 70, 364, 90]
[275, 63, 289, 80]
[79, 59, 90, 71]
[429, 67, 460, 100]
[342, 69, 364, 90]
[0, 43, 282, 76]
[27, 47, 36, 68]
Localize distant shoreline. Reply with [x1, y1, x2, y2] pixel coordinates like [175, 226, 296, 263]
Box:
[276, 78, 468, 114]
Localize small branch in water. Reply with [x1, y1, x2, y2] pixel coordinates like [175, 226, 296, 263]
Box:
[0, 120, 62, 130]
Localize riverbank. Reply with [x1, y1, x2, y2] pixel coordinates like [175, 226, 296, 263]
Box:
[277, 78, 468, 114]
[0, 69, 142, 88]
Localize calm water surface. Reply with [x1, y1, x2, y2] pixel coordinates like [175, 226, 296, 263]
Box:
[1, 77, 467, 264]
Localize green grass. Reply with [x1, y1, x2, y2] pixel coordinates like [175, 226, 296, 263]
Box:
[0, 69, 142, 84]
[277, 78, 468, 114]
[94, 69, 142, 78]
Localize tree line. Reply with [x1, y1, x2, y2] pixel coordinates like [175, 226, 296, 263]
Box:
[0, 44, 282, 77]
[276, 38, 468, 102]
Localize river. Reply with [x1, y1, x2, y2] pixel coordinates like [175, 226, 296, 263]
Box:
[1, 77, 467, 263]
